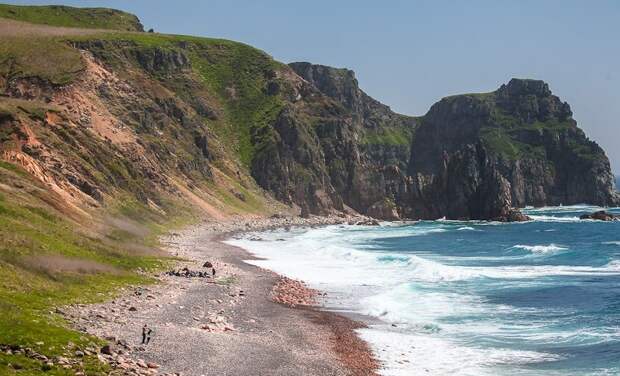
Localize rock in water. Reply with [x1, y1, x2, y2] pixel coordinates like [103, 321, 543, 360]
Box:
[580, 211, 618, 221]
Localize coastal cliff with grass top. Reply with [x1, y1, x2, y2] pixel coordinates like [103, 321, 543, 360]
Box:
[0, 3, 618, 375]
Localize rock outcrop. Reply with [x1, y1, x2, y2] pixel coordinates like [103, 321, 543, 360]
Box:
[402, 79, 618, 220]
[1, 10, 616, 222]
[579, 211, 618, 221]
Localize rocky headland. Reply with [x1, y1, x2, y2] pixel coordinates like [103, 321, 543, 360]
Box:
[0, 3, 619, 376]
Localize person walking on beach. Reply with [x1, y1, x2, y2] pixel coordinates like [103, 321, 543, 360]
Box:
[141, 324, 148, 344]
[141, 324, 153, 345]
[212, 267, 216, 277]
[146, 326, 153, 344]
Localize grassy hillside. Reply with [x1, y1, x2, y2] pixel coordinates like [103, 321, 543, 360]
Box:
[0, 3, 143, 31]
[0, 5, 288, 374]
[0, 2, 442, 371]
[0, 160, 194, 375]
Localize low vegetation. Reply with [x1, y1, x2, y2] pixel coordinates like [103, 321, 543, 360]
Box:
[0, 4, 143, 31]
[0, 161, 188, 375]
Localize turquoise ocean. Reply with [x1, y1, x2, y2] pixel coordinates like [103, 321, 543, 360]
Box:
[227, 205, 620, 375]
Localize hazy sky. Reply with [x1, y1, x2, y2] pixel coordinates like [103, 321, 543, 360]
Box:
[7, 0, 620, 172]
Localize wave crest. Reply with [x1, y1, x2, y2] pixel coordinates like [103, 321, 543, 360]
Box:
[512, 244, 568, 254]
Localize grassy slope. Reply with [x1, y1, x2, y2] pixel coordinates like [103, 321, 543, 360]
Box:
[361, 123, 415, 146]
[0, 160, 197, 375]
[0, 13, 224, 376]
[75, 31, 285, 168]
[0, 3, 143, 31]
[0, 6, 296, 372]
[0, 35, 84, 85]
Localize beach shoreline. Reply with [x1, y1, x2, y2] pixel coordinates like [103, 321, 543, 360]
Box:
[62, 215, 379, 376]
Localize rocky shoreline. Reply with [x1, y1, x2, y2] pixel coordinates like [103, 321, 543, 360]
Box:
[60, 214, 379, 376]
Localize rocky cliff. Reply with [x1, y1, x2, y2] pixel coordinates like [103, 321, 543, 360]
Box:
[3, 6, 619, 374]
[403, 79, 619, 220]
[0, 6, 617, 226]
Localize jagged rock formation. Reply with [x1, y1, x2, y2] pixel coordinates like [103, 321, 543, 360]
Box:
[281, 63, 416, 216]
[404, 79, 619, 220]
[0, 7, 617, 224]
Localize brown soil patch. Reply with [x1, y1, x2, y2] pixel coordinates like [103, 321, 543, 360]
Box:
[2, 150, 92, 217]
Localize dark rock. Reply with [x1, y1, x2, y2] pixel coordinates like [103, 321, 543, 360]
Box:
[580, 210, 618, 221]
[166, 268, 211, 278]
[100, 344, 114, 355]
[402, 78, 619, 220]
[356, 219, 380, 226]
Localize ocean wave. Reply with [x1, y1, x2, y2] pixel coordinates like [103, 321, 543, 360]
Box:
[512, 244, 568, 254]
[603, 241, 620, 246]
[406, 255, 479, 282]
[229, 220, 620, 376]
[523, 204, 599, 213]
[529, 215, 582, 222]
[358, 327, 562, 376]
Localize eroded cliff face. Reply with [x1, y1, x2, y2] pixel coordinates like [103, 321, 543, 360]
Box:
[404, 79, 619, 220]
[287, 62, 416, 218]
[1, 14, 616, 223]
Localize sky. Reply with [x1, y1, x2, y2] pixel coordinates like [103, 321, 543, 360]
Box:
[7, 0, 620, 172]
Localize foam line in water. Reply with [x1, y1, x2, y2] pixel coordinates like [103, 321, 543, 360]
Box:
[512, 244, 568, 254]
[529, 215, 582, 222]
[226, 217, 620, 375]
[357, 327, 562, 376]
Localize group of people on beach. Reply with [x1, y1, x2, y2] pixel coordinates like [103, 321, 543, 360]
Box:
[140, 261, 217, 345]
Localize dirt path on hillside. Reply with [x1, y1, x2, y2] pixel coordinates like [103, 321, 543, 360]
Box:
[63, 216, 378, 376]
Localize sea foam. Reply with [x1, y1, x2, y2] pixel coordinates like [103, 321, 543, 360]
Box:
[512, 244, 568, 254]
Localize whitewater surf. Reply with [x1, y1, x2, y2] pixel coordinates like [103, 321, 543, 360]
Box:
[226, 205, 620, 375]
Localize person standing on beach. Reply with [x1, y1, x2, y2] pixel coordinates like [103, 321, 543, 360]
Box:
[141, 324, 148, 344]
[212, 267, 216, 277]
[146, 327, 153, 344]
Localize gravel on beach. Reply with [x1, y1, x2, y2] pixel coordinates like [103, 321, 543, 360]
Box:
[62, 214, 379, 376]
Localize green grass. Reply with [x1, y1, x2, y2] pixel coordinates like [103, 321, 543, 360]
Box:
[215, 275, 237, 286]
[0, 162, 191, 375]
[0, 4, 143, 31]
[0, 36, 84, 85]
[186, 38, 285, 166]
[480, 128, 522, 159]
[362, 126, 413, 146]
[60, 31, 287, 167]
